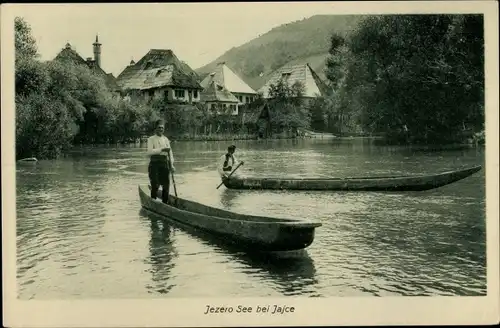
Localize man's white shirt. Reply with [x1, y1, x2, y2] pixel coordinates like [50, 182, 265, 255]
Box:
[218, 153, 238, 177]
[147, 135, 174, 165]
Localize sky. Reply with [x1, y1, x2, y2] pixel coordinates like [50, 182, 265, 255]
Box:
[8, 2, 485, 78]
[9, 2, 357, 77]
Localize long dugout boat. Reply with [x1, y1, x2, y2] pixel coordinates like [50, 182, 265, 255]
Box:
[221, 165, 482, 191]
[138, 185, 322, 252]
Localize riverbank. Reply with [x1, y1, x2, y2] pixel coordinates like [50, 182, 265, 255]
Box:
[145, 132, 303, 143]
[65, 137, 484, 155]
[25, 131, 485, 161]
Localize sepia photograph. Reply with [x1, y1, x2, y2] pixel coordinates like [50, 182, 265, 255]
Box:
[2, 1, 499, 327]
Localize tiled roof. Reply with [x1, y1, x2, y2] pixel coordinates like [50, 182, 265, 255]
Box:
[116, 49, 202, 91]
[240, 104, 264, 124]
[239, 101, 276, 124]
[54, 45, 88, 66]
[53, 44, 121, 92]
[201, 81, 239, 103]
[258, 63, 330, 98]
[103, 73, 121, 92]
[200, 63, 256, 95]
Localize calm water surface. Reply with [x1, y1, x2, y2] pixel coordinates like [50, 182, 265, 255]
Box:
[16, 139, 486, 298]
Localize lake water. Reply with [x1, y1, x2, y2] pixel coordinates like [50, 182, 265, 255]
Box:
[15, 138, 486, 298]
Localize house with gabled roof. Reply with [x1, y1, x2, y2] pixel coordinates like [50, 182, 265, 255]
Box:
[116, 49, 203, 104]
[201, 81, 240, 115]
[53, 36, 121, 94]
[200, 62, 257, 105]
[239, 101, 273, 138]
[258, 63, 330, 99]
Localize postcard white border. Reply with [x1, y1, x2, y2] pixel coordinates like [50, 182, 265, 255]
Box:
[2, 1, 499, 327]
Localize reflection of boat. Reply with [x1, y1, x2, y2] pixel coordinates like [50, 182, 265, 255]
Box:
[140, 208, 319, 295]
[138, 185, 321, 252]
[221, 165, 482, 191]
[235, 250, 319, 296]
[219, 188, 242, 209]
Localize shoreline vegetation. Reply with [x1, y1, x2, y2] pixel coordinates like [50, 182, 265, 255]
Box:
[15, 15, 484, 161]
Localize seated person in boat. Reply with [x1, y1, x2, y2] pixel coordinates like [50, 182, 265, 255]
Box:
[218, 145, 244, 179]
[147, 119, 175, 204]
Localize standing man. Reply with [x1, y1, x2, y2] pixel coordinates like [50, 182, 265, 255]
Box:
[218, 145, 244, 179]
[147, 119, 175, 204]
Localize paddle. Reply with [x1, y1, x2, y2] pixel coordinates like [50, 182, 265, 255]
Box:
[217, 161, 244, 189]
[166, 151, 178, 200]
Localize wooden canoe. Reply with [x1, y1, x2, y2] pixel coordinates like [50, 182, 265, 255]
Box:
[138, 185, 321, 251]
[221, 165, 482, 191]
[17, 157, 38, 163]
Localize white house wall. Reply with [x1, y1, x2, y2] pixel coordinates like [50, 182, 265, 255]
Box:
[234, 93, 257, 105]
[207, 102, 239, 116]
[133, 87, 201, 103]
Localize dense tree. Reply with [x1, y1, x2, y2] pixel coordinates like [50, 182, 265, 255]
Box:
[267, 79, 311, 133]
[15, 17, 38, 60]
[324, 34, 346, 88]
[15, 17, 161, 159]
[323, 14, 484, 144]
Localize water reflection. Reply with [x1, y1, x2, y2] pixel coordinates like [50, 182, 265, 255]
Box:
[16, 139, 486, 298]
[16, 162, 108, 240]
[235, 251, 319, 296]
[345, 191, 487, 296]
[144, 212, 177, 295]
[139, 208, 318, 297]
[219, 189, 241, 209]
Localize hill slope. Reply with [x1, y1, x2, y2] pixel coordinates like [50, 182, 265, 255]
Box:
[196, 15, 363, 90]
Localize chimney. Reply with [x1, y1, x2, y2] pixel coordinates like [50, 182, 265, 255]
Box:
[92, 34, 102, 67]
[65, 43, 72, 50]
[130, 59, 135, 66]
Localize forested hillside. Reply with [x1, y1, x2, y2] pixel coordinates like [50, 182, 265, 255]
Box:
[196, 15, 363, 90]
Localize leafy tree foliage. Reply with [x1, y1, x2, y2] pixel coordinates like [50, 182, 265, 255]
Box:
[323, 14, 484, 143]
[15, 17, 38, 60]
[267, 79, 311, 132]
[15, 17, 160, 159]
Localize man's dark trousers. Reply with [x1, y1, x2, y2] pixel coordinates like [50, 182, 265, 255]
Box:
[149, 155, 170, 204]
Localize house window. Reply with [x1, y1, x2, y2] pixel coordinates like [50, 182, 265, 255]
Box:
[193, 90, 198, 98]
[175, 89, 185, 98]
[155, 69, 164, 77]
[238, 95, 243, 102]
[231, 104, 238, 115]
